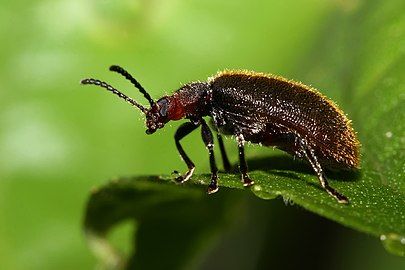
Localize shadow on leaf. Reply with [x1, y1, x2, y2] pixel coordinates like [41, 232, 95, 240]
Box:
[83, 177, 243, 269]
[247, 155, 361, 182]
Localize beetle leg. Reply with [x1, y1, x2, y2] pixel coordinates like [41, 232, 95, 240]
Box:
[209, 118, 231, 172]
[217, 133, 232, 172]
[201, 119, 219, 194]
[298, 139, 349, 204]
[236, 134, 254, 187]
[174, 122, 199, 183]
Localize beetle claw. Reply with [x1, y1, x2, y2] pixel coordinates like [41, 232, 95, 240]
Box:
[174, 174, 186, 183]
[173, 167, 195, 184]
[242, 176, 255, 187]
[207, 184, 219, 194]
[172, 170, 181, 177]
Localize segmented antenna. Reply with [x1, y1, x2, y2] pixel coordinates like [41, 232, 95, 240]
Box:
[80, 78, 148, 114]
[109, 65, 155, 106]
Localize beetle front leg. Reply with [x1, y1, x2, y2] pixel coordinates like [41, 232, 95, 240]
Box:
[174, 122, 199, 183]
[201, 119, 219, 194]
[298, 139, 349, 204]
[236, 134, 254, 187]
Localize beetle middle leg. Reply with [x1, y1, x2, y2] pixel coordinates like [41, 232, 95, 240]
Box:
[174, 122, 199, 183]
[201, 119, 219, 194]
[217, 133, 232, 172]
[236, 134, 254, 187]
[209, 118, 231, 172]
[298, 139, 349, 204]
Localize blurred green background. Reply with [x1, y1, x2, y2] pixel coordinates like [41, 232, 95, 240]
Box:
[1, 0, 404, 269]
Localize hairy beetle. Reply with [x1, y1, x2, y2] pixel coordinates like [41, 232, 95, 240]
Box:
[81, 66, 360, 204]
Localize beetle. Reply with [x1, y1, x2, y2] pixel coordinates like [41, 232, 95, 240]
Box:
[81, 65, 360, 204]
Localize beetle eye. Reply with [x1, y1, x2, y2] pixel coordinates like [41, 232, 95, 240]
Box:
[159, 99, 168, 116]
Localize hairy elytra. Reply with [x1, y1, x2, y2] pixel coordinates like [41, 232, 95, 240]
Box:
[81, 66, 360, 204]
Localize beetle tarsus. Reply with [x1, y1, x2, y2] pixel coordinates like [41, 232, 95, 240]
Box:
[175, 167, 195, 183]
[242, 174, 255, 187]
[324, 184, 349, 204]
[207, 184, 219, 194]
[207, 174, 219, 194]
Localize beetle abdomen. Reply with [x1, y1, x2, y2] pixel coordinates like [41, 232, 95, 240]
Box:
[209, 70, 360, 169]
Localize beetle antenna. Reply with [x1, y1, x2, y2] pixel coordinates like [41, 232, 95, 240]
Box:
[80, 78, 148, 114]
[109, 65, 155, 107]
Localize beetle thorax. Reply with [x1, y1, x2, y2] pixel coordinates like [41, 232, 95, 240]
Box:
[168, 82, 212, 120]
[145, 82, 211, 134]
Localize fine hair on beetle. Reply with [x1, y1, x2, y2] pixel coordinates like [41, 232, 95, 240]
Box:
[81, 65, 360, 204]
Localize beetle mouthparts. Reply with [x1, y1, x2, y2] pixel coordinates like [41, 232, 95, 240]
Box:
[146, 128, 156, 135]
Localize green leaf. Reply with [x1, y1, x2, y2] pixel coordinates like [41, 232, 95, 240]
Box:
[84, 177, 243, 269]
[298, 0, 405, 255]
[83, 0, 405, 267]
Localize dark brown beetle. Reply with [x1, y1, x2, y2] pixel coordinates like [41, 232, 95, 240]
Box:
[81, 66, 360, 204]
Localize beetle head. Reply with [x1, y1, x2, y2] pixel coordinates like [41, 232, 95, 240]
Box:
[145, 98, 169, 134]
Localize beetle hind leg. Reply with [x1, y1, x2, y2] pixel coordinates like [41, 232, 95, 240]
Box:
[236, 134, 254, 187]
[298, 138, 349, 204]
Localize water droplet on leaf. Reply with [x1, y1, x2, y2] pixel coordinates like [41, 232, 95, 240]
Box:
[380, 233, 405, 256]
[251, 186, 277, 200]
